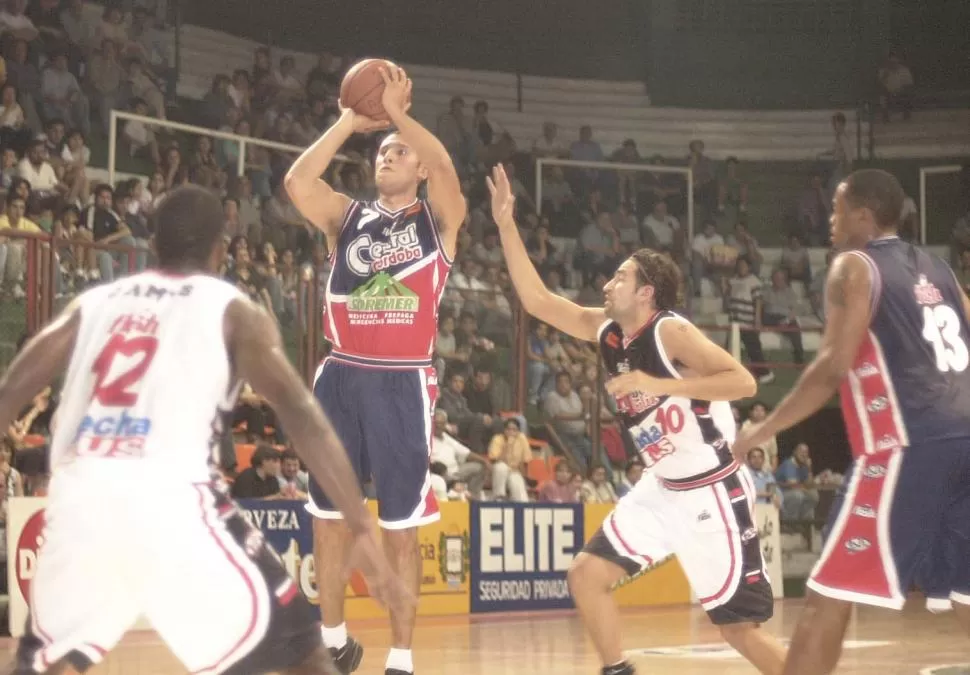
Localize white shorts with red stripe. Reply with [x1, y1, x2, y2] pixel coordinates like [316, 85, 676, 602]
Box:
[586, 467, 774, 624]
[20, 463, 319, 674]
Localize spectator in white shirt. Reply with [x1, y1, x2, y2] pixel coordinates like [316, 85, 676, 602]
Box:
[0, 0, 39, 44]
[878, 52, 914, 123]
[642, 199, 680, 252]
[17, 140, 61, 196]
[273, 55, 304, 106]
[40, 52, 90, 136]
[532, 121, 567, 158]
[690, 220, 725, 296]
[430, 409, 487, 499]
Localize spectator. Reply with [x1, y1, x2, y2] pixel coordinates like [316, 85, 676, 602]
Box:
[127, 6, 174, 99]
[687, 139, 716, 209]
[437, 372, 492, 453]
[797, 172, 831, 246]
[226, 244, 274, 314]
[718, 156, 749, 214]
[877, 51, 914, 122]
[228, 68, 251, 113]
[761, 268, 804, 365]
[576, 212, 621, 284]
[189, 135, 227, 192]
[746, 447, 780, 508]
[825, 112, 853, 195]
[780, 233, 811, 285]
[611, 138, 641, 206]
[0, 0, 39, 45]
[726, 256, 770, 382]
[78, 183, 133, 281]
[569, 124, 604, 191]
[471, 226, 504, 266]
[233, 382, 283, 444]
[471, 99, 502, 151]
[273, 55, 304, 106]
[436, 95, 471, 174]
[0, 82, 29, 154]
[0, 194, 41, 294]
[41, 52, 91, 136]
[539, 165, 574, 214]
[612, 201, 640, 248]
[538, 461, 580, 503]
[615, 459, 644, 498]
[86, 38, 125, 134]
[17, 140, 61, 198]
[526, 321, 552, 405]
[487, 418, 532, 502]
[251, 46, 271, 83]
[809, 249, 835, 320]
[5, 38, 41, 132]
[580, 464, 617, 504]
[230, 444, 282, 499]
[430, 409, 487, 500]
[532, 121, 567, 158]
[305, 52, 341, 100]
[642, 200, 680, 253]
[125, 57, 166, 121]
[121, 98, 161, 165]
[690, 219, 726, 296]
[277, 448, 308, 499]
[725, 220, 762, 276]
[262, 180, 309, 253]
[0, 434, 25, 552]
[464, 369, 504, 419]
[776, 443, 819, 523]
[113, 182, 149, 270]
[96, 4, 127, 47]
[27, 0, 65, 54]
[741, 401, 778, 469]
[201, 74, 232, 129]
[526, 223, 564, 280]
[0, 147, 18, 189]
[60, 0, 98, 57]
[543, 371, 592, 469]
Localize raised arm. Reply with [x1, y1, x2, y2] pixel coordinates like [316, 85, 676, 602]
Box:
[284, 109, 388, 238]
[380, 66, 466, 256]
[487, 165, 605, 342]
[732, 252, 872, 459]
[0, 301, 80, 433]
[604, 315, 756, 402]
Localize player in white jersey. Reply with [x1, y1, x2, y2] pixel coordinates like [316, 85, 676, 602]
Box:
[0, 185, 411, 675]
[486, 166, 786, 675]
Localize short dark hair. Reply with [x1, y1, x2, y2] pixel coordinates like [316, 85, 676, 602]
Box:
[747, 447, 765, 462]
[252, 443, 280, 468]
[504, 418, 521, 431]
[280, 448, 298, 462]
[153, 184, 225, 269]
[93, 183, 113, 199]
[842, 169, 905, 230]
[630, 248, 681, 311]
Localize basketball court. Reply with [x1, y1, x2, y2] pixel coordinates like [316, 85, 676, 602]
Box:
[4, 598, 965, 674]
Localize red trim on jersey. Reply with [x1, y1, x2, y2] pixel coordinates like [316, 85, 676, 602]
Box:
[840, 331, 909, 458]
[84, 643, 108, 656]
[808, 448, 904, 608]
[661, 461, 739, 491]
[608, 512, 653, 566]
[841, 249, 883, 316]
[276, 580, 298, 605]
[698, 485, 738, 605]
[190, 485, 261, 675]
[621, 310, 662, 349]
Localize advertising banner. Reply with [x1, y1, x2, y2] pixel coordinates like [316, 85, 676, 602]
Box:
[470, 502, 583, 613]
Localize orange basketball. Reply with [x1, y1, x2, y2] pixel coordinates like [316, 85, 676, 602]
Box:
[340, 58, 401, 121]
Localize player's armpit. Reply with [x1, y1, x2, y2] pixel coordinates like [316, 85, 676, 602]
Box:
[817, 252, 873, 380]
[0, 300, 81, 434]
[659, 319, 757, 401]
[224, 298, 371, 534]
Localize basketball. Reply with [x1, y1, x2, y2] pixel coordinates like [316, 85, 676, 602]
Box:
[340, 58, 402, 121]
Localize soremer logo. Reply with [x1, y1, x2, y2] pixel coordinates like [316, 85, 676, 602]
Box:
[348, 272, 420, 313]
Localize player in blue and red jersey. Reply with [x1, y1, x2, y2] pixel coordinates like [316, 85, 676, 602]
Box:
[734, 169, 970, 674]
[285, 66, 465, 675]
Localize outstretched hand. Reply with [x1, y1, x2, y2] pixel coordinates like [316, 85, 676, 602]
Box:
[345, 527, 417, 617]
[379, 65, 413, 119]
[486, 164, 516, 230]
[338, 104, 391, 134]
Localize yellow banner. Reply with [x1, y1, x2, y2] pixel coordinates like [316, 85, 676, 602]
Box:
[583, 503, 692, 607]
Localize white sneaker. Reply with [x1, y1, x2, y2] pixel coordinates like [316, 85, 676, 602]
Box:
[12, 284, 25, 299]
[758, 372, 775, 384]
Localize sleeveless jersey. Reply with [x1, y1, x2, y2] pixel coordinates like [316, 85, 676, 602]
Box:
[839, 237, 970, 457]
[50, 271, 242, 481]
[325, 198, 452, 368]
[598, 311, 737, 484]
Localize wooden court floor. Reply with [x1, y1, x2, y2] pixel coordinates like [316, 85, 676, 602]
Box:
[3, 598, 967, 674]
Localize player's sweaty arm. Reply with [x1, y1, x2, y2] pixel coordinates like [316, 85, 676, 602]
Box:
[380, 67, 466, 248]
[225, 298, 371, 533]
[0, 302, 80, 435]
[655, 319, 757, 401]
[740, 253, 872, 450]
[486, 164, 605, 342]
[284, 114, 355, 237]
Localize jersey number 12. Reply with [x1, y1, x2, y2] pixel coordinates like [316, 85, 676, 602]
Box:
[91, 334, 160, 406]
[921, 304, 969, 373]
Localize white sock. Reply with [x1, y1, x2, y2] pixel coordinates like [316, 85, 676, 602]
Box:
[320, 622, 347, 650]
[386, 647, 414, 673]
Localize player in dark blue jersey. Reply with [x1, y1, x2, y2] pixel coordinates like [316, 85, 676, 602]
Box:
[734, 169, 970, 674]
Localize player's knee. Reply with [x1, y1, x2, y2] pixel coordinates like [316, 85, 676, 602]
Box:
[567, 553, 610, 597]
[382, 526, 418, 556]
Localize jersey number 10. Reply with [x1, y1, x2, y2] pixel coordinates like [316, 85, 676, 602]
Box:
[921, 304, 969, 373]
